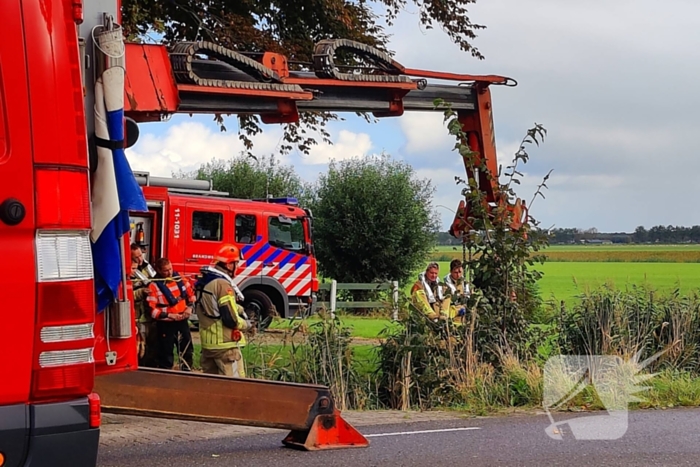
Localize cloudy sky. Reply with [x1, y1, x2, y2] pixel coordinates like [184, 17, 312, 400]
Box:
[126, 0, 700, 233]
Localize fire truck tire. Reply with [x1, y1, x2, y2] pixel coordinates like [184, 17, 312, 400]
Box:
[243, 289, 274, 330]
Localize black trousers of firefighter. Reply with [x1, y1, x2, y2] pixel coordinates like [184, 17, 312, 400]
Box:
[155, 319, 194, 371]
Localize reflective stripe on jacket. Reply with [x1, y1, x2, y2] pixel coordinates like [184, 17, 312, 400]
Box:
[147, 274, 195, 320]
[196, 271, 249, 350]
[410, 280, 459, 322]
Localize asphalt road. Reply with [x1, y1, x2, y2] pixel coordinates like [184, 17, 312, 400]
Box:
[97, 408, 700, 467]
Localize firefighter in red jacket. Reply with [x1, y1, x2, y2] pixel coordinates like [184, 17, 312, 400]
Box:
[146, 258, 196, 371]
[194, 244, 251, 377]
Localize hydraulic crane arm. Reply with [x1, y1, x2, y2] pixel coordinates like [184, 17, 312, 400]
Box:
[124, 40, 512, 119]
[123, 39, 525, 236]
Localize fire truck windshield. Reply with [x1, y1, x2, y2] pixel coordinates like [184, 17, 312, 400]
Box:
[268, 215, 305, 253]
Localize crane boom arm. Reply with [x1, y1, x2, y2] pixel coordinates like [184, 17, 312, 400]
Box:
[123, 39, 523, 236]
[124, 41, 513, 119]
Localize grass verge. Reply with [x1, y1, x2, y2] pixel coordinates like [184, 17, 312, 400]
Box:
[180, 342, 700, 415]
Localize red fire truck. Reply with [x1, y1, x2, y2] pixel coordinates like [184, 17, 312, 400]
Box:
[129, 172, 318, 324]
[2, 2, 105, 466]
[1, 0, 522, 465]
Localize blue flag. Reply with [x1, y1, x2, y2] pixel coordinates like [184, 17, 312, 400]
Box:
[91, 66, 147, 312]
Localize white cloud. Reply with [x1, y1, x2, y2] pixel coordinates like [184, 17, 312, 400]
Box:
[399, 112, 453, 154]
[126, 120, 285, 177]
[414, 166, 464, 229]
[299, 129, 373, 165]
[547, 173, 627, 191]
[126, 119, 377, 180]
[126, 117, 381, 202]
[556, 125, 676, 157]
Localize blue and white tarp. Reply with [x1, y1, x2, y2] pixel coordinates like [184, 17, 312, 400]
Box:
[90, 25, 147, 312]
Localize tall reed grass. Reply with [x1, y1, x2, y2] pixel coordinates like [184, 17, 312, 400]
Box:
[240, 286, 700, 413]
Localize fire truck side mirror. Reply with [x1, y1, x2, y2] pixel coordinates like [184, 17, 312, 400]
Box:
[125, 117, 140, 149]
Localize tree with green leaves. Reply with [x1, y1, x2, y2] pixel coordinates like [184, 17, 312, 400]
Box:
[310, 153, 440, 284]
[436, 98, 551, 361]
[377, 105, 551, 410]
[175, 154, 312, 203]
[121, 0, 486, 155]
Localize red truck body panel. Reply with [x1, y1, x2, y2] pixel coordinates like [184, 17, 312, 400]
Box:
[1, 0, 36, 406]
[1, 2, 101, 466]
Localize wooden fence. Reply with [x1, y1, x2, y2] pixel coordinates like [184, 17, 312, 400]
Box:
[316, 280, 400, 321]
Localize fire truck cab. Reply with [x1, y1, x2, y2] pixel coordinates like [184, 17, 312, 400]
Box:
[129, 172, 318, 323]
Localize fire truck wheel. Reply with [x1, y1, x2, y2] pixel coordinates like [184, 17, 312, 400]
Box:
[243, 289, 274, 330]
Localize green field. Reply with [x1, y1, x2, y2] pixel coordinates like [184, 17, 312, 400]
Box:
[268, 245, 700, 341]
[429, 260, 700, 304]
[537, 262, 700, 303]
[435, 244, 700, 253]
[432, 244, 700, 263]
[306, 258, 700, 339]
[269, 316, 401, 338]
[430, 246, 700, 300]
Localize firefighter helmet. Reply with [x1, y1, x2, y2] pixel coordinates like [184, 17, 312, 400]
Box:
[214, 244, 244, 264]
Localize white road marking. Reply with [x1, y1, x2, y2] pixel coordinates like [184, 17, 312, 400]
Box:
[365, 427, 481, 438]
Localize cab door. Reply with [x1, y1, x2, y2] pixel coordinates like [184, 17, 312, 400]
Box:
[128, 201, 164, 265]
[264, 212, 312, 297]
[183, 203, 229, 277]
[233, 211, 263, 285]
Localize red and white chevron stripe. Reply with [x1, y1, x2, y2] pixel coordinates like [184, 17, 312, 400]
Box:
[232, 261, 312, 296]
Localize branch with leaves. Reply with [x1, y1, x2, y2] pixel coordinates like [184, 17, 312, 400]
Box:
[503, 124, 547, 194]
[434, 98, 553, 360]
[121, 0, 487, 157]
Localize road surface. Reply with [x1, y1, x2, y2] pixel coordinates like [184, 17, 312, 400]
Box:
[97, 407, 700, 466]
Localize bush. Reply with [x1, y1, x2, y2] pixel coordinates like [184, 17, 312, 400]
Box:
[376, 295, 547, 411]
[310, 153, 440, 285]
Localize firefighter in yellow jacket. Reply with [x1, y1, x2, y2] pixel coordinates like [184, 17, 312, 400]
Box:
[411, 262, 465, 324]
[194, 244, 251, 377]
[442, 259, 469, 325]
